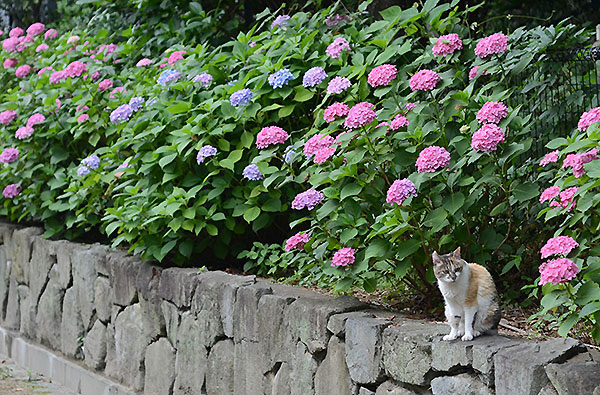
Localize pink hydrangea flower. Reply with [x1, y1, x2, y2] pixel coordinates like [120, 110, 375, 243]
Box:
[331, 248, 355, 267]
[0, 148, 19, 163]
[65, 60, 87, 78]
[367, 64, 397, 87]
[409, 69, 441, 91]
[471, 124, 505, 152]
[15, 126, 33, 139]
[2, 184, 21, 199]
[77, 114, 89, 124]
[377, 122, 390, 129]
[539, 258, 579, 286]
[562, 148, 598, 178]
[416, 146, 450, 173]
[540, 236, 579, 259]
[539, 186, 560, 203]
[9, 28, 23, 38]
[168, 50, 186, 65]
[327, 77, 351, 94]
[475, 33, 509, 58]
[326, 37, 350, 58]
[577, 107, 600, 131]
[2, 37, 20, 52]
[256, 126, 289, 149]
[76, 104, 89, 112]
[3, 58, 18, 68]
[291, 189, 324, 210]
[390, 114, 409, 130]
[26, 23, 45, 36]
[98, 79, 113, 91]
[549, 187, 579, 211]
[38, 66, 53, 76]
[432, 33, 463, 56]
[110, 87, 126, 98]
[314, 146, 337, 164]
[540, 150, 559, 167]
[137, 58, 152, 67]
[285, 232, 310, 251]
[26, 113, 45, 128]
[304, 134, 335, 157]
[0, 110, 17, 126]
[67, 35, 80, 45]
[44, 29, 58, 40]
[405, 102, 417, 111]
[386, 178, 417, 205]
[15, 65, 30, 78]
[324, 102, 350, 123]
[476, 101, 508, 124]
[344, 102, 376, 129]
[49, 70, 67, 84]
[36, 43, 49, 52]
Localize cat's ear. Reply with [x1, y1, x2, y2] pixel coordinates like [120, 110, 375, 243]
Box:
[432, 251, 440, 263]
[453, 247, 461, 258]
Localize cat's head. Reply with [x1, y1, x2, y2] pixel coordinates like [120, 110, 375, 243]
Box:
[432, 247, 467, 283]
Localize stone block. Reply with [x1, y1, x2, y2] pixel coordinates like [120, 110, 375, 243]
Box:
[173, 313, 209, 394]
[206, 339, 235, 395]
[219, 274, 257, 337]
[545, 361, 600, 395]
[360, 388, 376, 395]
[61, 287, 84, 358]
[272, 362, 292, 395]
[471, 336, 521, 385]
[258, 293, 295, 367]
[382, 321, 448, 386]
[18, 285, 36, 339]
[233, 283, 273, 343]
[315, 336, 353, 395]
[72, 247, 100, 330]
[3, 274, 19, 329]
[28, 237, 56, 306]
[36, 266, 64, 350]
[0, 246, 10, 319]
[11, 227, 42, 284]
[107, 251, 138, 307]
[538, 383, 559, 395]
[495, 338, 586, 395]
[328, 311, 374, 337]
[161, 300, 180, 346]
[376, 380, 422, 395]
[137, 263, 164, 341]
[345, 317, 391, 384]
[290, 341, 318, 395]
[94, 277, 111, 323]
[55, 240, 75, 289]
[159, 268, 201, 308]
[191, 274, 229, 347]
[84, 320, 107, 370]
[431, 373, 493, 395]
[144, 338, 176, 395]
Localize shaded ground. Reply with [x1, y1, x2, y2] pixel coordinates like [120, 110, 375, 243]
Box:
[0, 358, 76, 395]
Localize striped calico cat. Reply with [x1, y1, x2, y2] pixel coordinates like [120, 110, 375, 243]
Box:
[432, 247, 501, 341]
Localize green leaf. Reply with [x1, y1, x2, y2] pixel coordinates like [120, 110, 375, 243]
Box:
[579, 302, 600, 318]
[189, 2, 203, 14]
[490, 202, 507, 216]
[340, 228, 358, 244]
[159, 153, 177, 168]
[423, 208, 449, 232]
[340, 183, 362, 200]
[363, 277, 378, 292]
[365, 239, 389, 260]
[157, 240, 177, 261]
[293, 87, 314, 102]
[278, 105, 295, 118]
[167, 102, 190, 115]
[442, 193, 465, 215]
[243, 207, 261, 223]
[395, 239, 421, 260]
[585, 160, 600, 178]
[512, 182, 538, 202]
[219, 150, 243, 171]
[557, 313, 579, 337]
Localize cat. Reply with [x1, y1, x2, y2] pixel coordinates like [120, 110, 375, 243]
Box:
[432, 247, 501, 341]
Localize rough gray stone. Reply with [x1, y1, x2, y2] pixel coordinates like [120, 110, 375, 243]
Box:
[258, 293, 295, 367]
[382, 321, 448, 386]
[233, 340, 269, 395]
[593, 386, 600, 395]
[72, 247, 99, 330]
[11, 227, 42, 284]
[107, 251, 138, 307]
[206, 339, 234, 395]
[61, 287, 84, 358]
[144, 338, 176, 395]
[285, 295, 366, 354]
[217, 274, 256, 337]
[18, 285, 36, 340]
[272, 362, 292, 395]
[104, 323, 115, 371]
[359, 388, 376, 395]
[495, 338, 586, 395]
[431, 337, 472, 371]
[431, 374, 492, 395]
[4, 273, 19, 329]
[0, 247, 9, 313]
[191, 275, 227, 347]
[545, 361, 600, 395]
[55, 240, 75, 289]
[36, 266, 64, 350]
[137, 263, 164, 341]
[345, 317, 391, 384]
[376, 380, 421, 395]
[328, 311, 374, 337]
[94, 277, 112, 323]
[315, 336, 353, 395]
[173, 313, 209, 394]
[84, 320, 107, 370]
[538, 383, 559, 395]
[28, 237, 56, 306]
[471, 336, 522, 385]
[159, 268, 201, 308]
[161, 300, 180, 346]
[233, 283, 273, 343]
[290, 341, 317, 395]
[105, 304, 149, 391]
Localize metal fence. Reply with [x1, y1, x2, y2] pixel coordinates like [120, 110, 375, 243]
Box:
[510, 47, 600, 159]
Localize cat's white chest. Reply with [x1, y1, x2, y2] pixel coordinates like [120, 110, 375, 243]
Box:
[438, 279, 467, 304]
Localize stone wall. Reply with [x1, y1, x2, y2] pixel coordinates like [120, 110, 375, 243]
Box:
[0, 222, 598, 395]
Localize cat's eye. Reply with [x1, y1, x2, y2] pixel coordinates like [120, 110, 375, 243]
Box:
[455, 267, 462, 272]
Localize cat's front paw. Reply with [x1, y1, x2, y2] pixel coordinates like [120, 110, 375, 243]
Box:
[443, 334, 458, 341]
[472, 330, 481, 338]
[461, 333, 474, 341]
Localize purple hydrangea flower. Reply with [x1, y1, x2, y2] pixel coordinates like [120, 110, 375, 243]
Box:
[303, 67, 327, 88]
[117, 161, 131, 170]
[157, 69, 182, 86]
[110, 104, 133, 124]
[268, 69, 293, 88]
[2, 183, 21, 198]
[292, 189, 324, 210]
[327, 77, 351, 95]
[196, 145, 217, 164]
[386, 179, 417, 205]
[284, 146, 297, 164]
[129, 97, 145, 112]
[0, 148, 19, 163]
[193, 73, 213, 88]
[242, 164, 263, 180]
[230, 89, 253, 106]
[82, 154, 100, 170]
[77, 166, 90, 177]
[271, 15, 291, 29]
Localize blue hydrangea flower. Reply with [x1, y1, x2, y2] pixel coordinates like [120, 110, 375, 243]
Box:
[193, 73, 213, 88]
[196, 145, 217, 164]
[146, 98, 158, 107]
[268, 68, 293, 88]
[242, 164, 263, 181]
[302, 67, 327, 88]
[228, 79, 239, 86]
[82, 154, 100, 170]
[110, 104, 133, 124]
[157, 69, 182, 86]
[77, 166, 90, 177]
[271, 15, 291, 29]
[284, 145, 297, 164]
[129, 97, 145, 112]
[230, 89, 253, 106]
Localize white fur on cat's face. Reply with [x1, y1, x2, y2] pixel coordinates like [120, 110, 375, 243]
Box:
[432, 248, 466, 283]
